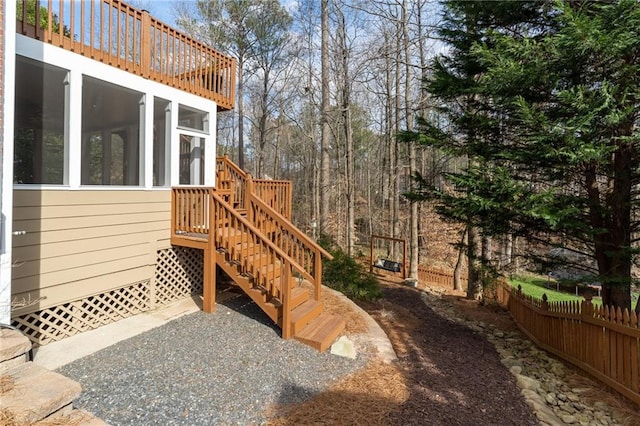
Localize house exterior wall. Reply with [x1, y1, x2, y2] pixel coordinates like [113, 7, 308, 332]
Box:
[9, 31, 219, 340]
[11, 189, 172, 316]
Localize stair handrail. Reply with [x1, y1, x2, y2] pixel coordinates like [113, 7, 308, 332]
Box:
[216, 155, 293, 219]
[216, 155, 248, 210]
[210, 190, 310, 338]
[247, 192, 332, 302]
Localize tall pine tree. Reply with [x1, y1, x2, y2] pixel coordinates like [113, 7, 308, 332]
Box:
[409, 0, 640, 311]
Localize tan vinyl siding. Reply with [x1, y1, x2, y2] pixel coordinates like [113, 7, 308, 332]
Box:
[12, 189, 171, 314]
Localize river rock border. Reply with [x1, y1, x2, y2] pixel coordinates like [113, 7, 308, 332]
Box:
[419, 289, 629, 426]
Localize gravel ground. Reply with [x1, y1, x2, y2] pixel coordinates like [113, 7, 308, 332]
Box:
[58, 294, 368, 425]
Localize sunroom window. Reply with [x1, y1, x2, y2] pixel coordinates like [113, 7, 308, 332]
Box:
[178, 105, 208, 132]
[81, 77, 142, 185]
[14, 56, 67, 184]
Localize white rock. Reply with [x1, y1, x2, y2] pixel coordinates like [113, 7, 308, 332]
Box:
[517, 374, 541, 391]
[330, 336, 357, 359]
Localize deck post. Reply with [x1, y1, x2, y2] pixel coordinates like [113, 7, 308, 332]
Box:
[203, 248, 216, 313]
[203, 188, 217, 313]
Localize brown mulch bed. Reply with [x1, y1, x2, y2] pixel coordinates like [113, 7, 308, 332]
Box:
[358, 277, 539, 425]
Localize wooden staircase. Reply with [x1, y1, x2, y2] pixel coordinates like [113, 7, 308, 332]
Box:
[170, 156, 344, 351]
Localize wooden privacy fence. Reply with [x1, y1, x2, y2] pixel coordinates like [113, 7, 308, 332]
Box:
[496, 283, 640, 405]
[418, 265, 467, 288]
[17, 0, 236, 110]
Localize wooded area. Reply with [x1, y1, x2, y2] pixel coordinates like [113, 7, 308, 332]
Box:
[161, 0, 640, 312]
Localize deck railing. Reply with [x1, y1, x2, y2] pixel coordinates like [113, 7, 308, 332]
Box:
[216, 155, 248, 211]
[17, 0, 236, 110]
[216, 155, 292, 219]
[247, 193, 332, 301]
[253, 179, 292, 220]
[496, 282, 640, 405]
[171, 186, 308, 338]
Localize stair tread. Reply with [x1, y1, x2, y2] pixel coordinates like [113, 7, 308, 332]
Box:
[1, 362, 82, 424]
[290, 299, 322, 322]
[295, 314, 346, 352]
[33, 409, 109, 426]
[0, 329, 31, 363]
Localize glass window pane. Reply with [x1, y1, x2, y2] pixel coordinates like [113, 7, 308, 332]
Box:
[81, 76, 142, 186]
[178, 105, 207, 132]
[14, 56, 67, 184]
[179, 135, 205, 185]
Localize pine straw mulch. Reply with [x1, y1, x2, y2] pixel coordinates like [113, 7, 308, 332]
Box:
[266, 361, 408, 425]
[320, 287, 368, 335]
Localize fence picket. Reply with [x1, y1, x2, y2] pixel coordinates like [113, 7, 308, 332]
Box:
[489, 280, 640, 405]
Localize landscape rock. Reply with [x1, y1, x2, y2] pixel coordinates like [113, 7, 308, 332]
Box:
[330, 336, 357, 359]
[517, 374, 541, 391]
[509, 365, 522, 376]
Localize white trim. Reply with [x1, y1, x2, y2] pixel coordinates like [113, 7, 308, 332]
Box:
[67, 69, 82, 188]
[1, 0, 17, 323]
[205, 110, 217, 187]
[143, 94, 153, 189]
[170, 102, 180, 186]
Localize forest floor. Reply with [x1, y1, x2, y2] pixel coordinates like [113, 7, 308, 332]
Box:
[267, 274, 640, 425]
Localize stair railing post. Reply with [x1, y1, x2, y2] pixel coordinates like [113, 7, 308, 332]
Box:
[222, 153, 230, 181]
[314, 249, 322, 302]
[282, 261, 292, 339]
[245, 174, 254, 214]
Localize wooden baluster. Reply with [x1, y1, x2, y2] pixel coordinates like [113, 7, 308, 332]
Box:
[141, 10, 150, 78]
[282, 262, 292, 339]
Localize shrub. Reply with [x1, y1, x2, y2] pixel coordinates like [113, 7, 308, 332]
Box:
[319, 236, 382, 301]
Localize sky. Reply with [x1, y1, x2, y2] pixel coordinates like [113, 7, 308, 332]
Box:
[143, 0, 183, 26]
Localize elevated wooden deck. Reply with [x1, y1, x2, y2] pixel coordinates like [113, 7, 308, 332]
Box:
[170, 157, 343, 351]
[17, 0, 236, 110]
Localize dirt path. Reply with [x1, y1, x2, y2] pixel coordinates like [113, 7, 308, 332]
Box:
[359, 280, 539, 425]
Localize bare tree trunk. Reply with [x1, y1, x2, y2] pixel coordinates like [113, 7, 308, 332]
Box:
[402, 0, 418, 281]
[467, 226, 483, 300]
[453, 227, 467, 291]
[319, 0, 330, 235]
[337, 9, 355, 256]
[391, 18, 401, 257]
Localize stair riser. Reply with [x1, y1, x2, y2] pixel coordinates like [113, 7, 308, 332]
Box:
[290, 302, 323, 335]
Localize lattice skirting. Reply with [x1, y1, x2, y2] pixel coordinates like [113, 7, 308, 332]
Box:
[12, 247, 203, 346]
